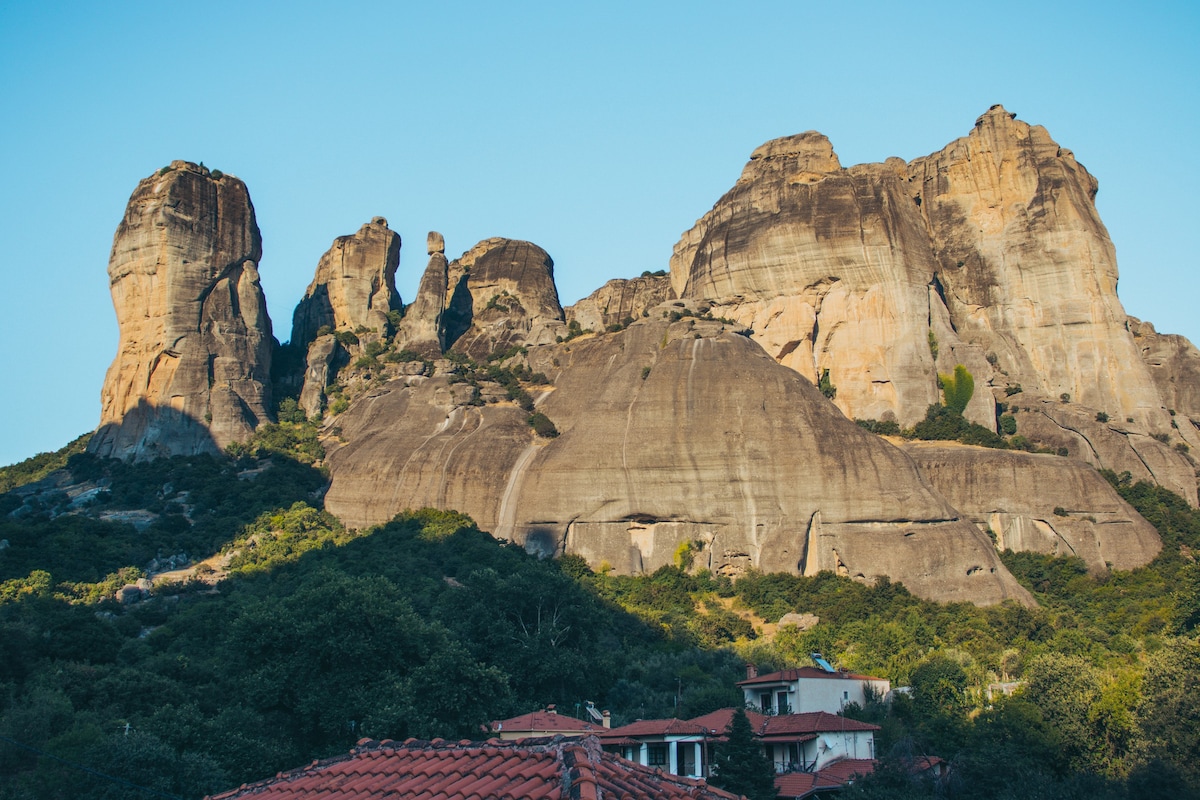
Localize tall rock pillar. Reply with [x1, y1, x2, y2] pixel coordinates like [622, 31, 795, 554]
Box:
[90, 161, 273, 459]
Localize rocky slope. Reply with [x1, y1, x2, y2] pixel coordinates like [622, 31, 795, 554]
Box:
[323, 307, 1032, 605]
[91, 161, 273, 459]
[670, 106, 1197, 503]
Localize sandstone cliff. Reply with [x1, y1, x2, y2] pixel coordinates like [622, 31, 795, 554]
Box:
[91, 161, 273, 459]
[670, 106, 1197, 502]
[290, 217, 401, 350]
[323, 307, 1032, 605]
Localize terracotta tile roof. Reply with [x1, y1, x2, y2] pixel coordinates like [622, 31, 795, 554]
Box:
[737, 667, 885, 686]
[599, 718, 710, 738]
[686, 709, 768, 735]
[760, 712, 879, 736]
[683, 709, 878, 741]
[774, 759, 875, 798]
[207, 735, 745, 800]
[490, 710, 605, 735]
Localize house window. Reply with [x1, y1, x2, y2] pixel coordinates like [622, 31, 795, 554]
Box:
[777, 691, 790, 714]
[760, 692, 771, 713]
[648, 744, 667, 766]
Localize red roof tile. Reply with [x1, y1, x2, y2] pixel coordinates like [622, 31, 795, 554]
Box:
[760, 712, 879, 736]
[737, 667, 885, 686]
[490, 710, 605, 735]
[684, 709, 878, 740]
[773, 759, 875, 798]
[599, 718, 710, 738]
[206, 735, 744, 800]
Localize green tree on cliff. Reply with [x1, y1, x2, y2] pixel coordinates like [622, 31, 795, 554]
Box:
[939, 364, 974, 415]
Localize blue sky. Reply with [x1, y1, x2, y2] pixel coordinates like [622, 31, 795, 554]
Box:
[1, 0, 1197, 465]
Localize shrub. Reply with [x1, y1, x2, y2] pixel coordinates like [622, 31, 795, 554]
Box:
[641, 366, 652, 381]
[818, 369, 837, 400]
[855, 418, 901, 436]
[928, 330, 939, 359]
[1152, 433, 1171, 444]
[1060, 393, 1071, 404]
[330, 398, 350, 415]
[334, 330, 359, 347]
[999, 414, 1018, 435]
[528, 412, 559, 438]
[1096, 412, 1109, 423]
[1053, 507, 1069, 517]
[1005, 385, 1023, 396]
[940, 365, 974, 414]
[316, 325, 333, 338]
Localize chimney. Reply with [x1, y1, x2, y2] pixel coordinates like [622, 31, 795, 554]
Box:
[602, 710, 611, 729]
[746, 663, 758, 679]
[546, 704, 557, 715]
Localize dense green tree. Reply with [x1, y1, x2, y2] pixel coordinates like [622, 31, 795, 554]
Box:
[709, 708, 776, 800]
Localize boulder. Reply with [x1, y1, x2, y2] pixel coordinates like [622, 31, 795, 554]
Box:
[91, 161, 272, 459]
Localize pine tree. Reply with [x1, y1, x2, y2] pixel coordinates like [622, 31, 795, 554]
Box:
[709, 708, 777, 800]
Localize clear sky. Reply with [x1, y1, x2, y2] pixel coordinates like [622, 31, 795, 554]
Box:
[1, 0, 1197, 466]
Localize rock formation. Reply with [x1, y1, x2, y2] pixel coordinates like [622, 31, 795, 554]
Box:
[669, 106, 1196, 502]
[903, 442, 1161, 572]
[323, 307, 1032, 605]
[443, 238, 566, 359]
[567, 274, 677, 332]
[393, 232, 450, 358]
[1130, 317, 1200, 449]
[91, 161, 272, 459]
[290, 217, 401, 350]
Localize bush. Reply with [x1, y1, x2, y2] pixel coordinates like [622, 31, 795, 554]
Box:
[999, 414, 1018, 435]
[940, 365, 975, 414]
[334, 330, 359, 347]
[856, 418, 901, 436]
[1096, 412, 1110, 423]
[527, 412, 559, 438]
[818, 369, 837, 400]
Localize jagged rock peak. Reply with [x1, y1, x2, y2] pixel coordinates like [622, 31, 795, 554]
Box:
[91, 161, 272, 459]
[290, 217, 401, 350]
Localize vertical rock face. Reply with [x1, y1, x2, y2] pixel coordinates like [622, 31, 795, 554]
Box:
[289, 217, 402, 350]
[91, 161, 273, 459]
[670, 107, 1196, 502]
[443, 238, 566, 359]
[1130, 317, 1200, 446]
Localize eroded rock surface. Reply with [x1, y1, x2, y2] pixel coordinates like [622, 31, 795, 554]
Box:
[903, 442, 1161, 572]
[91, 161, 272, 458]
[324, 310, 1031, 605]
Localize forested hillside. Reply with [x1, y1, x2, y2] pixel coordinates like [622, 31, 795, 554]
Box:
[0, 429, 1197, 799]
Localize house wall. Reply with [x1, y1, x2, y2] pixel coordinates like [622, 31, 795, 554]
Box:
[745, 677, 891, 715]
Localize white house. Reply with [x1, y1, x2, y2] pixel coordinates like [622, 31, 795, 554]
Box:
[598, 718, 710, 779]
[690, 708, 879, 773]
[738, 661, 890, 716]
